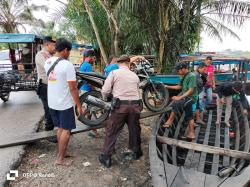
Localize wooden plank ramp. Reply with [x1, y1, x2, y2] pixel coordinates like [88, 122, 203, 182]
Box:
[231, 104, 250, 177]
[220, 108, 240, 177]
[223, 126, 230, 167]
[197, 110, 213, 172]
[162, 113, 182, 186]
[172, 113, 185, 165]
[0, 109, 167, 149]
[211, 117, 221, 175]
[183, 125, 201, 168]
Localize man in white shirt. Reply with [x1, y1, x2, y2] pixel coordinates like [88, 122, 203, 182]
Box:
[44, 38, 83, 166]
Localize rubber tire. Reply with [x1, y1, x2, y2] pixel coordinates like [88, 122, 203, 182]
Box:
[76, 91, 110, 127]
[0, 92, 10, 102]
[143, 83, 169, 112]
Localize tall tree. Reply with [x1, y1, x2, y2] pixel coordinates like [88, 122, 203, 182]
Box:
[118, 0, 250, 73]
[82, 0, 108, 65]
[0, 0, 47, 33]
[99, 0, 120, 56]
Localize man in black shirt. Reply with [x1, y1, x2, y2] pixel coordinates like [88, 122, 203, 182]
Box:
[216, 81, 249, 127]
[194, 63, 207, 125]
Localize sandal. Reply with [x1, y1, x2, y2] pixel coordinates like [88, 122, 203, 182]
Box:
[163, 123, 172, 128]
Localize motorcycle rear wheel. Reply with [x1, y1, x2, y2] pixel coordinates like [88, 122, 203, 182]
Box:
[143, 83, 169, 112]
[76, 91, 110, 126]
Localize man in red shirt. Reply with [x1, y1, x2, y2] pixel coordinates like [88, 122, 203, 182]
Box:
[201, 56, 215, 109]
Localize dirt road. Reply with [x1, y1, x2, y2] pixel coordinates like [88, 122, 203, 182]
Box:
[10, 117, 157, 187]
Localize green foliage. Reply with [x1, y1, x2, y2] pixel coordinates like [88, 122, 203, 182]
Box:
[30, 21, 76, 42]
[65, 0, 111, 54]
[53, 0, 250, 73]
[0, 0, 47, 33]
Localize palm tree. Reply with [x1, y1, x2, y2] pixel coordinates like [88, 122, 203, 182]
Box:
[52, 0, 109, 65]
[0, 0, 47, 33]
[118, 0, 250, 72]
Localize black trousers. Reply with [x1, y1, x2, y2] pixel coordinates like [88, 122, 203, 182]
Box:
[38, 83, 54, 130]
[171, 98, 194, 121]
[102, 103, 142, 155]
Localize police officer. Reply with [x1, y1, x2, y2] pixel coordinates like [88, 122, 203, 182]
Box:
[35, 36, 56, 131]
[99, 55, 144, 168]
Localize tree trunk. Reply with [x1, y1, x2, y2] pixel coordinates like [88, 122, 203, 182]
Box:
[82, 0, 108, 65]
[99, 0, 120, 56]
[158, 39, 165, 73]
[158, 0, 169, 73]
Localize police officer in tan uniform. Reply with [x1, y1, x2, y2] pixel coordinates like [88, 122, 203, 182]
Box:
[35, 36, 56, 131]
[99, 55, 144, 168]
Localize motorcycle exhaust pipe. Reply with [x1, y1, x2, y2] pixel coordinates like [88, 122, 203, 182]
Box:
[85, 95, 111, 110]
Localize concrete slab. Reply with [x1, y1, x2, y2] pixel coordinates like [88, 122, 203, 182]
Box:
[0, 91, 42, 187]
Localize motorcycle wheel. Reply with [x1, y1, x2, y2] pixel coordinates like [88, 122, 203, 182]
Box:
[143, 83, 169, 112]
[76, 91, 110, 126]
[0, 92, 10, 102]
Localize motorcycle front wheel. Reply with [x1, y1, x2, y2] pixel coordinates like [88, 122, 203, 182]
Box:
[142, 83, 169, 112]
[76, 91, 110, 126]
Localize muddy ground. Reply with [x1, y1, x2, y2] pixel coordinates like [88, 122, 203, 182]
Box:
[9, 116, 158, 187]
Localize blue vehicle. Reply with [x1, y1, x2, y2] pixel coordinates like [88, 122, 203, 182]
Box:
[0, 33, 42, 102]
[150, 55, 250, 94]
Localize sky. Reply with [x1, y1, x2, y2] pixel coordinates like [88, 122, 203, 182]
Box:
[28, 0, 250, 52]
[200, 21, 250, 52]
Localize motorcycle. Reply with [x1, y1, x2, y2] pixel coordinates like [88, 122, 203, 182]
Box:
[76, 59, 169, 126]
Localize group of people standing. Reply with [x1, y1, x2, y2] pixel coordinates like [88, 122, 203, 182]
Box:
[35, 36, 249, 167]
[163, 56, 249, 140]
[35, 36, 145, 167]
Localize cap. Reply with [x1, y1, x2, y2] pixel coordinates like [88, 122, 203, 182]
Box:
[206, 56, 212, 61]
[117, 55, 130, 63]
[175, 62, 188, 70]
[43, 36, 56, 43]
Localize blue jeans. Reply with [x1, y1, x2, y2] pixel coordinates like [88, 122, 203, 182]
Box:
[200, 87, 213, 110]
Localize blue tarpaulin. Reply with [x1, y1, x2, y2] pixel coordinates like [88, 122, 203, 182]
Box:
[0, 34, 41, 43]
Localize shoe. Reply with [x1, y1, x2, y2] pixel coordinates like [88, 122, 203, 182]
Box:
[123, 150, 143, 160]
[133, 149, 143, 160]
[196, 119, 206, 125]
[99, 154, 111, 168]
[224, 122, 231, 127]
[47, 136, 58, 143]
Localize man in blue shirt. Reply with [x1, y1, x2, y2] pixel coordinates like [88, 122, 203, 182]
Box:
[104, 56, 119, 76]
[79, 50, 95, 91]
[79, 49, 100, 138]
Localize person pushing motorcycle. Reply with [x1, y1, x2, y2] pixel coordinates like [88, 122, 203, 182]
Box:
[99, 55, 145, 168]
